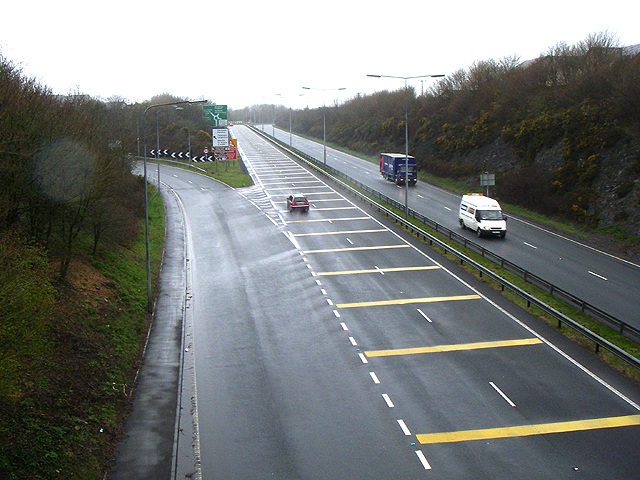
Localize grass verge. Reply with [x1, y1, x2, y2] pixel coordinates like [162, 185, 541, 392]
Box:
[0, 188, 166, 479]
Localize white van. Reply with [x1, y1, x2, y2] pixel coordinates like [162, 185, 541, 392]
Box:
[459, 194, 507, 238]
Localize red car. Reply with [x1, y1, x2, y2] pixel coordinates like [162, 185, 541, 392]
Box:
[286, 194, 309, 212]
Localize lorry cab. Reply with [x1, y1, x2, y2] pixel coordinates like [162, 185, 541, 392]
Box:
[459, 193, 507, 238]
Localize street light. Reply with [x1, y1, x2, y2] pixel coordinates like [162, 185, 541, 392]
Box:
[367, 74, 444, 219]
[142, 99, 206, 312]
[301, 86, 346, 164]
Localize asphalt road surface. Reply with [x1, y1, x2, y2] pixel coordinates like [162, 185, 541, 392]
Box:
[262, 125, 640, 330]
[113, 126, 640, 479]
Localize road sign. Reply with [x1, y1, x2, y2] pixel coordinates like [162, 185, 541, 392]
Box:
[480, 173, 495, 186]
[212, 128, 228, 147]
[203, 105, 227, 126]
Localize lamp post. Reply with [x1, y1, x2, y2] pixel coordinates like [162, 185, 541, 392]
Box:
[301, 86, 346, 164]
[142, 99, 206, 312]
[367, 74, 444, 219]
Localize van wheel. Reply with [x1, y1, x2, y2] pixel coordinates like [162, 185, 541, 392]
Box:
[476, 228, 482, 238]
[459, 219, 465, 229]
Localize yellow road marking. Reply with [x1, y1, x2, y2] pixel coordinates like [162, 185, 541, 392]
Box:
[316, 266, 440, 276]
[365, 337, 542, 357]
[287, 217, 370, 224]
[266, 186, 329, 190]
[261, 180, 320, 186]
[303, 245, 410, 254]
[337, 294, 481, 309]
[311, 206, 359, 211]
[416, 415, 640, 445]
[295, 192, 336, 196]
[293, 229, 386, 237]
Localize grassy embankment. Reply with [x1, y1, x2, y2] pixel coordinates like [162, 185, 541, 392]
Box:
[0, 160, 251, 480]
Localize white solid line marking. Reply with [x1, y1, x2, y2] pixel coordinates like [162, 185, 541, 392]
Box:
[489, 381, 516, 407]
[349, 336, 358, 346]
[358, 353, 369, 364]
[369, 372, 380, 384]
[340, 322, 349, 331]
[415, 450, 432, 470]
[588, 270, 608, 281]
[397, 419, 412, 435]
[417, 309, 433, 322]
[524, 242, 538, 249]
[382, 394, 395, 407]
[333, 310, 341, 318]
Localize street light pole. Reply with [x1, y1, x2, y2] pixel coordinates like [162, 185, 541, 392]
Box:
[142, 99, 207, 312]
[302, 86, 346, 164]
[367, 74, 445, 219]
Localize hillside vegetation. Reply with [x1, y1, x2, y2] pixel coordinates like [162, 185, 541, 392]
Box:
[0, 53, 214, 478]
[241, 32, 640, 252]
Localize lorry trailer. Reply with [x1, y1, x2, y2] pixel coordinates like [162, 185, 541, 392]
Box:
[380, 153, 417, 186]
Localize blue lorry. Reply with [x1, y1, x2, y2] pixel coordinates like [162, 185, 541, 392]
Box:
[379, 153, 417, 186]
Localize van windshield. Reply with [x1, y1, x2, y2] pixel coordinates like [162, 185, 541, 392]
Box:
[477, 210, 503, 220]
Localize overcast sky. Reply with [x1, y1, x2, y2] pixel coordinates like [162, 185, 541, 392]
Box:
[2, 0, 638, 110]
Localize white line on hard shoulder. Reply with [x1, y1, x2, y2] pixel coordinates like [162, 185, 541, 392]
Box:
[489, 381, 516, 407]
[588, 270, 608, 281]
[415, 450, 432, 470]
[382, 394, 394, 407]
[397, 419, 411, 435]
[417, 309, 432, 322]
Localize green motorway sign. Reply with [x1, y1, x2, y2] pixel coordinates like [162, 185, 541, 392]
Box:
[203, 105, 227, 126]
